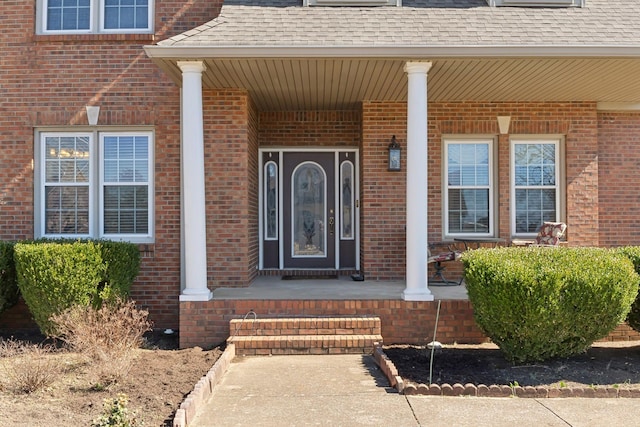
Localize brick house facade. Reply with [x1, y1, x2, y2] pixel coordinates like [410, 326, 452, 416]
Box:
[2, 0, 640, 347]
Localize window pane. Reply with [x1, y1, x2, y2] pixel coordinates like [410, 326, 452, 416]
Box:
[134, 160, 148, 182]
[527, 144, 542, 165]
[528, 165, 542, 186]
[460, 144, 477, 164]
[101, 134, 150, 236]
[448, 165, 461, 186]
[75, 160, 90, 182]
[44, 135, 90, 183]
[542, 189, 556, 210]
[446, 141, 491, 235]
[119, 137, 134, 159]
[119, 160, 134, 181]
[134, 137, 148, 158]
[476, 165, 489, 186]
[513, 142, 558, 234]
[102, 135, 149, 183]
[543, 144, 555, 163]
[104, 160, 118, 182]
[135, 6, 148, 28]
[104, 137, 118, 159]
[292, 163, 325, 257]
[103, 185, 148, 234]
[45, 186, 89, 234]
[341, 161, 354, 239]
[514, 165, 527, 186]
[48, 0, 90, 31]
[515, 189, 555, 233]
[461, 166, 477, 186]
[135, 210, 149, 233]
[447, 189, 489, 234]
[264, 162, 278, 240]
[119, 187, 135, 209]
[448, 144, 460, 164]
[45, 161, 61, 182]
[103, 0, 149, 29]
[543, 165, 556, 186]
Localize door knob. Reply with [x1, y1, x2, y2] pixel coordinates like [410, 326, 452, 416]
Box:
[329, 217, 335, 235]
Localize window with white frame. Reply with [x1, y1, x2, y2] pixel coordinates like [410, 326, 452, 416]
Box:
[444, 139, 494, 237]
[304, 0, 400, 6]
[486, 0, 584, 6]
[39, 131, 153, 242]
[39, 0, 153, 34]
[511, 138, 561, 235]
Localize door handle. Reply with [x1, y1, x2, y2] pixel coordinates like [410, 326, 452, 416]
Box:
[329, 217, 334, 235]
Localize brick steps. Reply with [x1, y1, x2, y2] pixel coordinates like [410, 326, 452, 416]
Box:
[227, 317, 382, 356]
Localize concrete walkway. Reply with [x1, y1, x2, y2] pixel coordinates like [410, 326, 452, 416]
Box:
[188, 354, 640, 427]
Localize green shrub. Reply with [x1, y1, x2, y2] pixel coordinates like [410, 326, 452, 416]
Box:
[462, 247, 639, 363]
[616, 246, 640, 332]
[0, 241, 19, 315]
[99, 240, 140, 301]
[14, 240, 140, 335]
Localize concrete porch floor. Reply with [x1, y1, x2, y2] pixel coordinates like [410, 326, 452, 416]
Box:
[212, 275, 468, 300]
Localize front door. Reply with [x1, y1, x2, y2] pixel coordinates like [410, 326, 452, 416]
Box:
[260, 150, 358, 270]
[283, 152, 335, 268]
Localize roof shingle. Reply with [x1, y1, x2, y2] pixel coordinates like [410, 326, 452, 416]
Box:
[157, 0, 640, 48]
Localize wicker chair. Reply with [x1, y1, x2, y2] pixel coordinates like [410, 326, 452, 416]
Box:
[512, 222, 567, 247]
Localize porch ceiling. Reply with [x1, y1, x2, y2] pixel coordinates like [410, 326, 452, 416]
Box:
[151, 56, 640, 111]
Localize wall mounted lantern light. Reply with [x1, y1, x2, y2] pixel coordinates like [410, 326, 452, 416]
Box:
[388, 135, 401, 171]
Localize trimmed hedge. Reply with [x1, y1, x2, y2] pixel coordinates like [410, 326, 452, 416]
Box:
[462, 247, 639, 363]
[14, 240, 140, 335]
[617, 246, 640, 332]
[0, 241, 19, 315]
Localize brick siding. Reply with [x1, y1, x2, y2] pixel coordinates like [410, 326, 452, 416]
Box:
[0, 1, 223, 329]
[598, 112, 640, 246]
[361, 101, 601, 281]
[2, 0, 640, 341]
[179, 300, 640, 349]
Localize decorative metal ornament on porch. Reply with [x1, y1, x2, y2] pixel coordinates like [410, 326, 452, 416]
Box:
[388, 135, 401, 171]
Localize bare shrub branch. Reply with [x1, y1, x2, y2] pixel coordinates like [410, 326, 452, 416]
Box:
[50, 299, 152, 387]
[0, 339, 60, 394]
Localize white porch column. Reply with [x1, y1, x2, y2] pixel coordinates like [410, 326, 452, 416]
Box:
[402, 61, 434, 302]
[178, 61, 212, 301]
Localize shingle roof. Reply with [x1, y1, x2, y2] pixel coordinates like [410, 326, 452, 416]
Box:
[158, 0, 640, 48]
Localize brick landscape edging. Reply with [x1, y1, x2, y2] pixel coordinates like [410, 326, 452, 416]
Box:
[172, 343, 236, 427]
[373, 343, 640, 398]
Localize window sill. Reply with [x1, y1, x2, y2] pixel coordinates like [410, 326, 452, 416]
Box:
[33, 33, 156, 43]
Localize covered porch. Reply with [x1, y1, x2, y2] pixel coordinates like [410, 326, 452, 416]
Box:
[179, 277, 482, 348]
[213, 275, 468, 300]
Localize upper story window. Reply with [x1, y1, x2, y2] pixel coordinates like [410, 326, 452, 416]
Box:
[37, 130, 154, 243]
[39, 0, 153, 34]
[444, 138, 496, 238]
[486, 0, 584, 6]
[304, 0, 400, 6]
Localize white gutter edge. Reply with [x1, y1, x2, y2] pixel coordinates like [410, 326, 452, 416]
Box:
[143, 45, 640, 59]
[597, 102, 640, 111]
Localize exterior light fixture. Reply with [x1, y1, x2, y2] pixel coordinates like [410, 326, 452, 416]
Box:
[388, 135, 401, 171]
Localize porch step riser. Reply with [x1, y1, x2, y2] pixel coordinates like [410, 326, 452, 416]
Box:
[229, 317, 381, 337]
[230, 335, 383, 356]
[227, 316, 382, 356]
